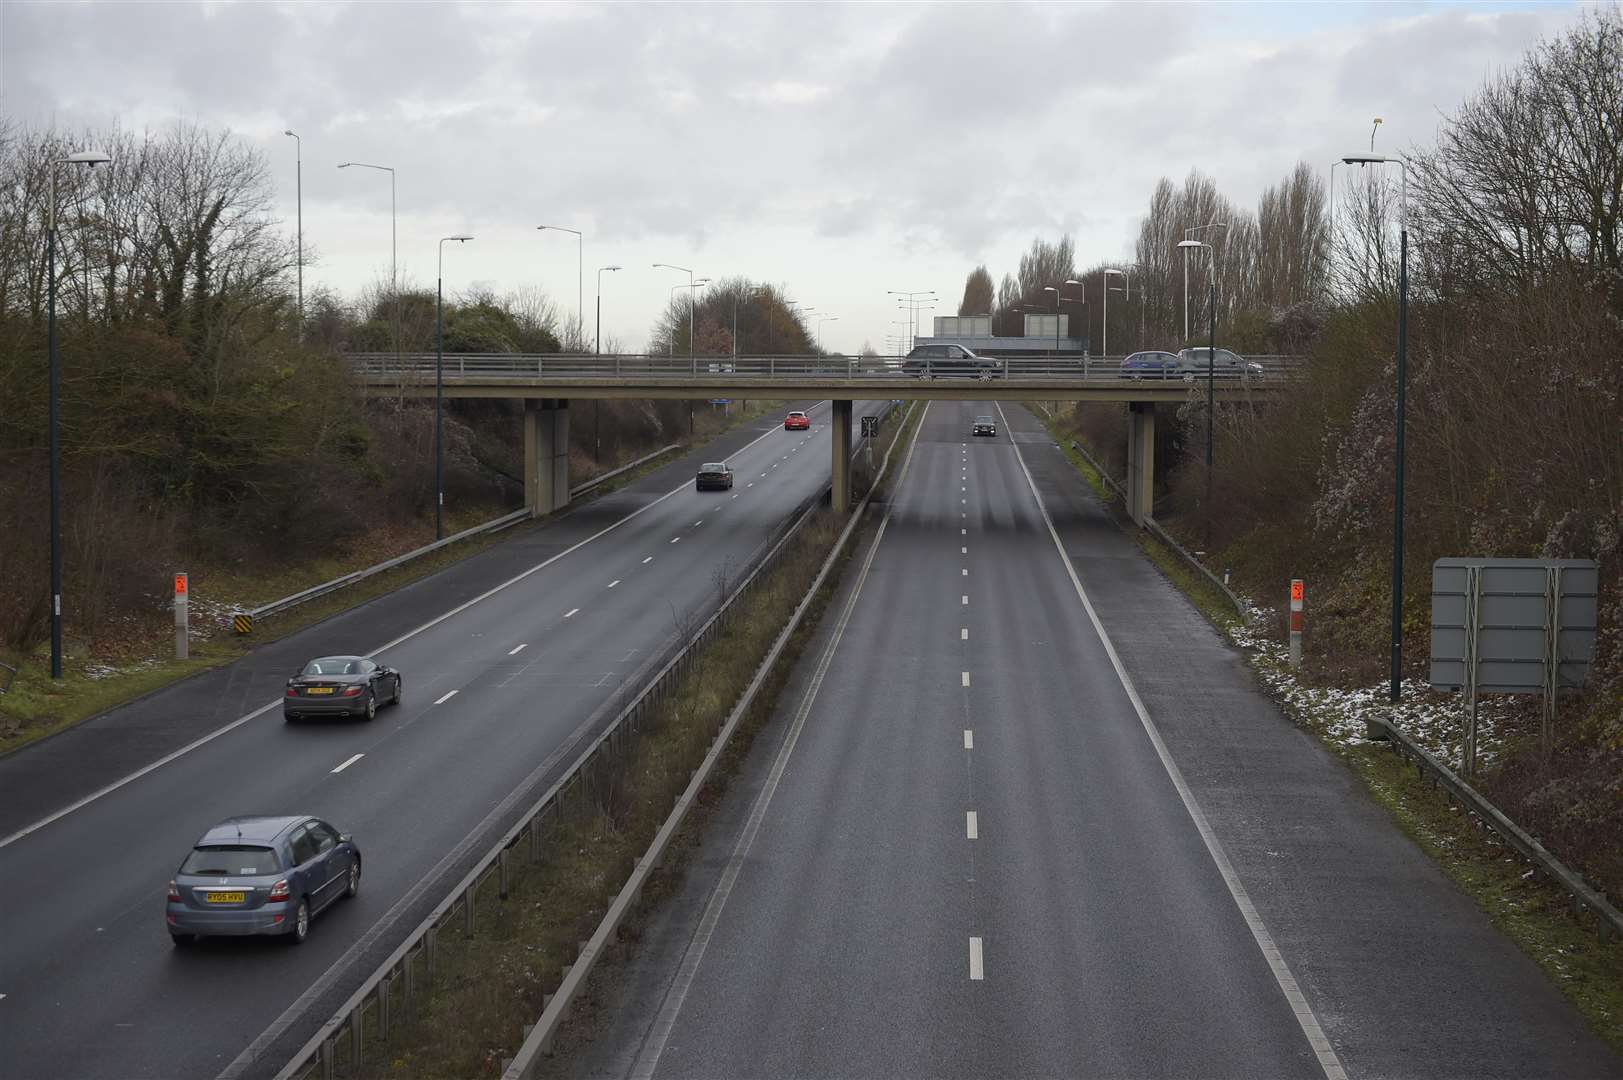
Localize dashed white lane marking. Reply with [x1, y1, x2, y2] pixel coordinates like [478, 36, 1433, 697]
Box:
[962, 568, 968, 576]
[694, 520, 704, 526]
[564, 608, 580, 618]
[508, 643, 528, 656]
[608, 580, 621, 589]
[966, 811, 978, 839]
[961, 627, 968, 640]
[963, 729, 973, 749]
[760, 473, 767, 478]
[961, 546, 967, 554]
[731, 493, 739, 499]
[433, 690, 458, 705]
[962, 671, 971, 687]
[642, 556, 654, 564]
[331, 753, 365, 774]
[962, 595, 969, 605]
[961, 528, 966, 535]
[969, 937, 985, 980]
[748, 482, 755, 488]
[961, 485, 966, 491]
[961, 498, 966, 504]
[669, 537, 680, 544]
[996, 401, 1348, 1080]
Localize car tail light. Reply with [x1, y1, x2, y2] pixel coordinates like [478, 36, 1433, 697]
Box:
[286, 686, 298, 696]
[268, 879, 291, 902]
[341, 686, 363, 697]
[167, 880, 180, 901]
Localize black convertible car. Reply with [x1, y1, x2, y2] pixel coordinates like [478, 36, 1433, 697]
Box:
[284, 655, 402, 722]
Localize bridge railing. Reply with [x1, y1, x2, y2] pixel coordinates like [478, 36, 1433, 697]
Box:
[342, 353, 1305, 382]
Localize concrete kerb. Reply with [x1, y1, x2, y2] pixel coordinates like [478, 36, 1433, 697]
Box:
[273, 403, 904, 1080]
[500, 402, 916, 1078]
[1366, 714, 1622, 942]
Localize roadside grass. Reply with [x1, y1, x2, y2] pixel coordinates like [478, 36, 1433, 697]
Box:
[339, 404, 916, 1080]
[0, 406, 784, 758]
[1033, 406, 1623, 1053]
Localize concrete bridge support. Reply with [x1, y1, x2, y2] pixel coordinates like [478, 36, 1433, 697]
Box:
[524, 398, 571, 518]
[1125, 401, 1155, 526]
[831, 399, 853, 513]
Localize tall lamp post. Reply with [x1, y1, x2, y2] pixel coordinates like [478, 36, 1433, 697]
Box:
[816, 316, 839, 353]
[1182, 221, 1227, 342]
[653, 263, 696, 357]
[1178, 238, 1217, 545]
[734, 285, 769, 358]
[538, 224, 582, 350]
[595, 265, 622, 356]
[1342, 151, 1409, 704]
[436, 234, 474, 542]
[1042, 279, 1083, 370]
[887, 289, 936, 351]
[1102, 269, 1129, 356]
[283, 131, 302, 338]
[338, 162, 398, 365]
[46, 149, 112, 680]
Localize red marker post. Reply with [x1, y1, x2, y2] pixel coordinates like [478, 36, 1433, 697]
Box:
[1289, 578, 1304, 668]
[174, 572, 189, 661]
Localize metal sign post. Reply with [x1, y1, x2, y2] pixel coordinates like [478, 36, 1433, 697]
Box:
[174, 572, 189, 661]
[1288, 579, 1304, 668]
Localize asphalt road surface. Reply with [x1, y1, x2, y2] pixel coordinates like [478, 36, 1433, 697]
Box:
[0, 398, 893, 1080]
[575, 401, 1618, 1080]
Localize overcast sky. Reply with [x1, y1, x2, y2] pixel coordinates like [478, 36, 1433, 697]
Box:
[2, 0, 1584, 353]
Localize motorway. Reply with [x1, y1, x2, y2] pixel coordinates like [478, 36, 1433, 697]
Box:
[568, 401, 1620, 1080]
[0, 398, 889, 1080]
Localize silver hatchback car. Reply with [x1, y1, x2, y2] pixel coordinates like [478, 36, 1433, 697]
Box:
[165, 815, 361, 946]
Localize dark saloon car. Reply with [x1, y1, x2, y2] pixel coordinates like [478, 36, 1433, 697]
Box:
[1120, 350, 1183, 379]
[284, 655, 401, 722]
[696, 462, 734, 491]
[972, 415, 997, 437]
[901, 343, 994, 378]
[166, 815, 360, 945]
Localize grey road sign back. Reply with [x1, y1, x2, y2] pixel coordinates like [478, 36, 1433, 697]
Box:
[1430, 558, 1597, 693]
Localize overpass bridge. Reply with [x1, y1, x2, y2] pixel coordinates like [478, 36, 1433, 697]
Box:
[343, 353, 1300, 522]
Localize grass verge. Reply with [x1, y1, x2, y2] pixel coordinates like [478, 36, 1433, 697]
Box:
[1032, 405, 1623, 1053]
[307, 403, 915, 1080]
[0, 406, 785, 757]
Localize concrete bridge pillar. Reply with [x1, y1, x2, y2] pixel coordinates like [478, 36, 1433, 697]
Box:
[524, 398, 571, 517]
[831, 399, 853, 513]
[1125, 401, 1155, 526]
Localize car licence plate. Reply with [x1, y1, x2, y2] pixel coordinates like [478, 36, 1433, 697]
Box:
[206, 891, 245, 904]
[306, 686, 334, 694]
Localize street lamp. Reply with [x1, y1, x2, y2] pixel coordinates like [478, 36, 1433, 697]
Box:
[1182, 221, 1227, 342]
[734, 285, 769, 358]
[653, 263, 696, 357]
[46, 148, 112, 680]
[1102, 268, 1129, 356]
[888, 289, 936, 351]
[595, 265, 621, 356]
[283, 131, 302, 338]
[436, 234, 474, 542]
[816, 316, 839, 353]
[338, 162, 398, 365]
[537, 224, 582, 351]
[1342, 150, 1409, 705]
[1178, 238, 1218, 544]
[1042, 279, 1083, 365]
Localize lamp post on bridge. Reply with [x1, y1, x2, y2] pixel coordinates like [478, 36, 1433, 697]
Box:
[1102, 269, 1129, 357]
[337, 162, 398, 367]
[436, 234, 474, 542]
[1182, 221, 1227, 343]
[816, 316, 839, 354]
[538, 224, 583, 350]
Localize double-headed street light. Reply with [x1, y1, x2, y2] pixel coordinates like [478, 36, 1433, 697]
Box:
[283, 131, 302, 337]
[595, 265, 622, 356]
[337, 162, 398, 364]
[1042, 279, 1083, 366]
[1102, 269, 1129, 356]
[436, 234, 474, 542]
[888, 289, 936, 351]
[46, 149, 112, 680]
[1342, 150, 1410, 705]
[538, 224, 582, 350]
[653, 263, 696, 357]
[1182, 221, 1227, 342]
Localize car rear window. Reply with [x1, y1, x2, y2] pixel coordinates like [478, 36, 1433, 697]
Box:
[181, 845, 281, 876]
[701, 463, 725, 472]
[304, 659, 356, 675]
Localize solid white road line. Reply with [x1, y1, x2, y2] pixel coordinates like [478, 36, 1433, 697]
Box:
[508, 643, 529, 655]
[962, 671, 971, 687]
[969, 937, 985, 980]
[1, 413, 808, 851]
[564, 608, 580, 618]
[963, 729, 973, 749]
[627, 403, 931, 1080]
[966, 811, 978, 839]
[643, 556, 654, 564]
[608, 580, 620, 589]
[331, 753, 365, 774]
[433, 690, 459, 705]
[995, 402, 1348, 1080]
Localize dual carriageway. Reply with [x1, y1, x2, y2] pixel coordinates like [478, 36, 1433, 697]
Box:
[0, 389, 1615, 1079]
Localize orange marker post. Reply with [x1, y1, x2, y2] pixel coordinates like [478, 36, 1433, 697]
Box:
[1289, 578, 1304, 668]
[174, 571, 189, 661]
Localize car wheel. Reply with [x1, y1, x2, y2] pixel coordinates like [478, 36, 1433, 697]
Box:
[364, 692, 377, 721]
[345, 859, 361, 899]
[393, 678, 403, 706]
[288, 898, 310, 944]
[170, 932, 196, 947]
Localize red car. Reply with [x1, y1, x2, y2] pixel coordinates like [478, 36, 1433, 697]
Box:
[784, 411, 810, 431]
